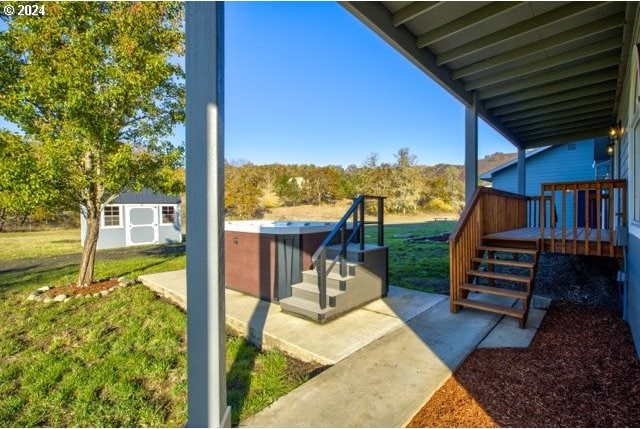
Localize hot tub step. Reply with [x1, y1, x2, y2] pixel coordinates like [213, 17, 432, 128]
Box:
[325, 243, 388, 262]
[291, 281, 346, 307]
[302, 270, 355, 290]
[310, 261, 358, 277]
[279, 296, 337, 323]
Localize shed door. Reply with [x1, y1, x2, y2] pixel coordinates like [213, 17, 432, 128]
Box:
[126, 205, 159, 246]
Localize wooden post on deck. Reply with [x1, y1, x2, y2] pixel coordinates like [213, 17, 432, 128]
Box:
[517, 148, 526, 195]
[465, 92, 478, 204]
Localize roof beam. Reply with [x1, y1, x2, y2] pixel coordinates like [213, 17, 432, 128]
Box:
[392, 2, 440, 27]
[612, 2, 639, 119]
[490, 83, 616, 116]
[516, 120, 611, 139]
[436, 2, 605, 66]
[451, 12, 625, 80]
[416, 2, 523, 48]
[522, 128, 609, 148]
[483, 69, 619, 108]
[503, 103, 614, 127]
[340, 1, 523, 148]
[498, 93, 616, 122]
[510, 109, 613, 133]
[478, 56, 620, 100]
[464, 37, 621, 91]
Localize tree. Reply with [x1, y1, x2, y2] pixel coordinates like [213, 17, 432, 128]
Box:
[394, 147, 417, 168]
[363, 152, 379, 169]
[0, 131, 40, 230]
[388, 147, 420, 213]
[301, 166, 344, 205]
[0, 3, 185, 285]
[224, 162, 261, 219]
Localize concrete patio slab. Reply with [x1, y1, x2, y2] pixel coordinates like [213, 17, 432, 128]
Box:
[139, 269, 186, 308]
[139, 270, 549, 427]
[226, 286, 446, 365]
[242, 296, 505, 428]
[139, 269, 447, 364]
[478, 307, 547, 349]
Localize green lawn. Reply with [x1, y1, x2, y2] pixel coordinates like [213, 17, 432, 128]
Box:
[365, 221, 455, 294]
[0, 229, 82, 260]
[0, 221, 453, 426]
[0, 230, 319, 427]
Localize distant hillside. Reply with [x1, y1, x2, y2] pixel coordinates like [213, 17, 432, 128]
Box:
[415, 151, 517, 180]
[478, 151, 517, 174]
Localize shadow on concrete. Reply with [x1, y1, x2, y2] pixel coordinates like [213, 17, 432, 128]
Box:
[225, 232, 271, 425]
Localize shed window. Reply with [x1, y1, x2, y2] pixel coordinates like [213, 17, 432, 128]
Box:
[161, 206, 175, 224]
[103, 206, 121, 227]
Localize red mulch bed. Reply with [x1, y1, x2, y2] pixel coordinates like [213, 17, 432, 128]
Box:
[45, 278, 119, 297]
[408, 302, 640, 427]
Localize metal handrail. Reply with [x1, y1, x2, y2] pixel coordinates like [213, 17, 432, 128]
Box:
[311, 195, 385, 309]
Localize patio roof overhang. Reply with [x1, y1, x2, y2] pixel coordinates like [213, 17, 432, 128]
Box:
[341, 1, 639, 150]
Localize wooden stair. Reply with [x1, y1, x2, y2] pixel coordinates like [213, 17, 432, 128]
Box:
[452, 239, 540, 328]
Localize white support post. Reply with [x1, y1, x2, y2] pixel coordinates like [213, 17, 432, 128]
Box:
[185, 3, 231, 427]
[465, 92, 478, 204]
[517, 148, 526, 195]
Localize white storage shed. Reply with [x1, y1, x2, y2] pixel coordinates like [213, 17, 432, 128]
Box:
[81, 189, 182, 249]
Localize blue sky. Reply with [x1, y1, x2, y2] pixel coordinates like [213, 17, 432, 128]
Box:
[223, 2, 515, 167]
[1, 2, 516, 167]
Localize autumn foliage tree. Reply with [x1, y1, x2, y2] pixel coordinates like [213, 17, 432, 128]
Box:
[0, 131, 52, 230]
[0, 3, 185, 285]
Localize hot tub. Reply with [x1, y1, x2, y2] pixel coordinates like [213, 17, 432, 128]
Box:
[224, 221, 341, 302]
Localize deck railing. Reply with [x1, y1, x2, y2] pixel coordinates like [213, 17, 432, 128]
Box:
[449, 187, 529, 312]
[311, 195, 384, 310]
[539, 179, 626, 256]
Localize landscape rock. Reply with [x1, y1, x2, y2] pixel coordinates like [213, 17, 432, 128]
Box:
[37, 286, 51, 292]
[53, 294, 68, 302]
[34, 295, 44, 302]
[92, 293, 101, 298]
[27, 293, 39, 301]
[43, 297, 53, 303]
[63, 297, 72, 303]
[100, 290, 110, 297]
[118, 281, 128, 287]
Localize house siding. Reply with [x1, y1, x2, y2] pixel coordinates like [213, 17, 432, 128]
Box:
[492, 141, 595, 197]
[618, 6, 640, 357]
[491, 141, 596, 227]
[620, 136, 629, 180]
[628, 234, 640, 354]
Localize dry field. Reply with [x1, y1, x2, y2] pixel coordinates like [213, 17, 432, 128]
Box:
[261, 200, 459, 224]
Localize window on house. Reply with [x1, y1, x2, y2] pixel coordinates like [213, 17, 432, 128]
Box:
[161, 206, 175, 224]
[103, 206, 121, 227]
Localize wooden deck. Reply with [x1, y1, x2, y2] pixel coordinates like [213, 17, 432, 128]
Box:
[450, 181, 626, 323]
[485, 227, 611, 242]
[484, 227, 620, 257]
